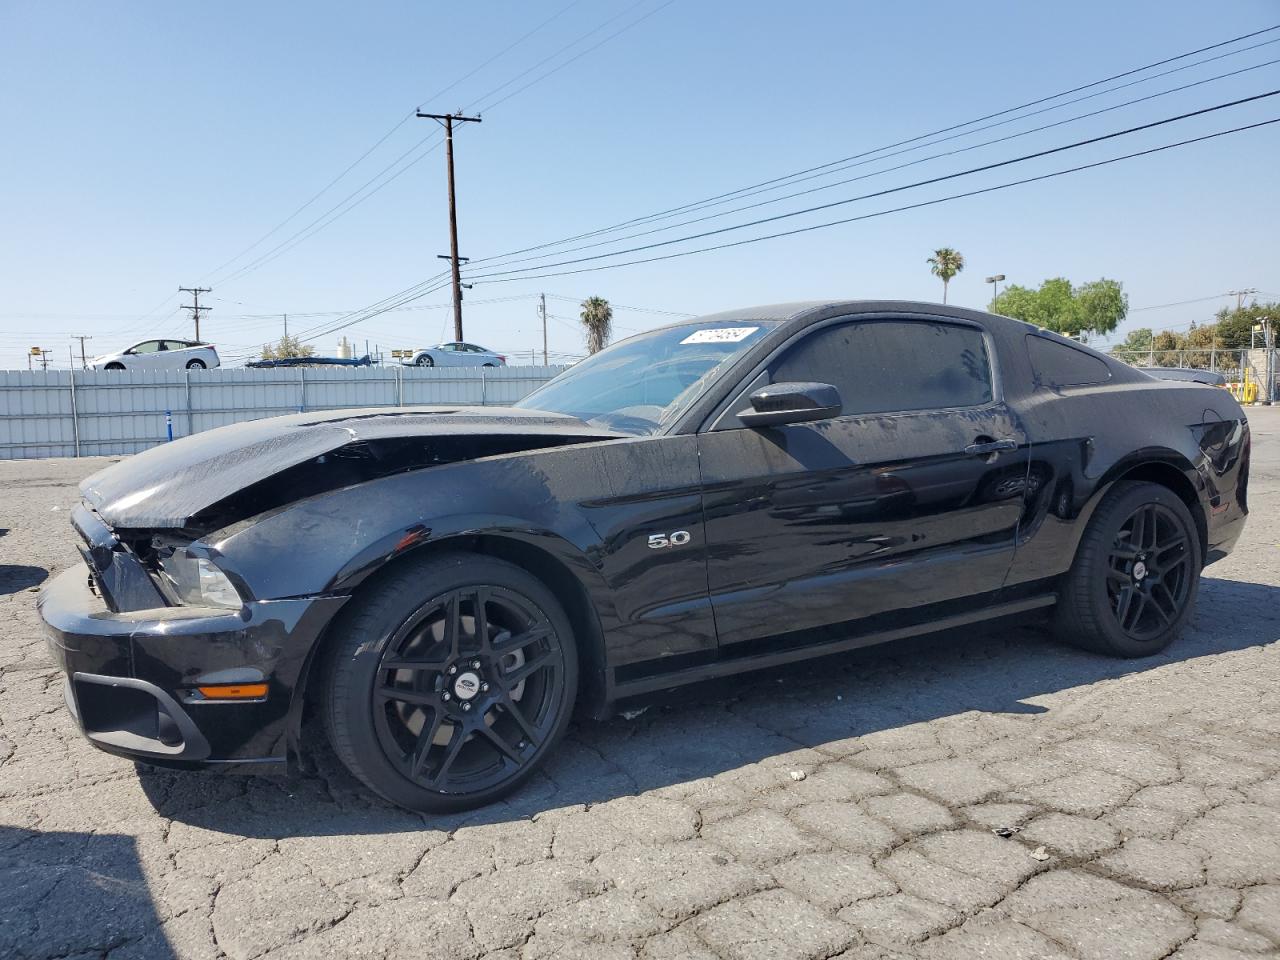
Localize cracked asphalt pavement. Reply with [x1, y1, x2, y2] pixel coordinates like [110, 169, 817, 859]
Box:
[2, 411, 1280, 960]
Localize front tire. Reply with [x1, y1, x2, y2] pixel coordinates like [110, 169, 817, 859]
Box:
[1055, 480, 1201, 657]
[415, 354, 434, 367]
[103, 362, 125, 371]
[322, 553, 578, 812]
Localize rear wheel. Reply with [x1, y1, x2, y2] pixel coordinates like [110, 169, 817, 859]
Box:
[186, 359, 206, 369]
[1055, 480, 1201, 657]
[323, 553, 577, 812]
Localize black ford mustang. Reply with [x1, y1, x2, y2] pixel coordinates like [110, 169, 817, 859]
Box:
[38, 301, 1250, 812]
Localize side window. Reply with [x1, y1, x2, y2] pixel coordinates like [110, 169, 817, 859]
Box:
[131, 340, 161, 354]
[1026, 335, 1111, 388]
[770, 320, 993, 415]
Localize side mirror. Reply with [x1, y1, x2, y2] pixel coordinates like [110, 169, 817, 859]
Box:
[738, 381, 842, 428]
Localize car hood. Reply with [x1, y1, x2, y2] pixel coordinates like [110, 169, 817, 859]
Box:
[80, 405, 623, 529]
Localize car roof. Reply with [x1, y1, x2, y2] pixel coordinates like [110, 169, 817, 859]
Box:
[646, 300, 1038, 335]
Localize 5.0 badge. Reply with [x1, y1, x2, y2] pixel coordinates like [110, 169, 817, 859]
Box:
[647, 531, 692, 549]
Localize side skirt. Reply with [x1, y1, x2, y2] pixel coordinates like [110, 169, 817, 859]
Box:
[608, 593, 1057, 701]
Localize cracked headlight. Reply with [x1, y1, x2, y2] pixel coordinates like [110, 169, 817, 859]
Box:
[160, 549, 242, 608]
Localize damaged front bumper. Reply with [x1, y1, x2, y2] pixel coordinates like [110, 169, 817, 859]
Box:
[38, 564, 346, 772]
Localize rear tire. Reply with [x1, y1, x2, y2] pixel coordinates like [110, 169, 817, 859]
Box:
[1055, 480, 1201, 657]
[322, 552, 577, 813]
[186, 359, 206, 369]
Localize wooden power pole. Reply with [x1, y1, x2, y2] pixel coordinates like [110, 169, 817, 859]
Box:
[539, 293, 548, 366]
[417, 111, 481, 342]
[179, 286, 212, 341]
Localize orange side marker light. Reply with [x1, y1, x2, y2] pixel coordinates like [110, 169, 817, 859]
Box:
[197, 683, 268, 700]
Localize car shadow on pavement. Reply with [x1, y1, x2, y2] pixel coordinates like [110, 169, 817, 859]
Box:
[0, 564, 48, 595]
[0, 827, 175, 959]
[137, 575, 1280, 837]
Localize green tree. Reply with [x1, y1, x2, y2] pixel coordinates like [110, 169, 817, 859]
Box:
[260, 334, 315, 360]
[580, 296, 613, 355]
[927, 248, 964, 304]
[993, 277, 1127, 336]
[1151, 330, 1180, 367]
[1213, 302, 1277, 350]
[1110, 327, 1154, 363]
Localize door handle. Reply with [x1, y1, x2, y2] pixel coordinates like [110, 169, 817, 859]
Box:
[964, 438, 1017, 456]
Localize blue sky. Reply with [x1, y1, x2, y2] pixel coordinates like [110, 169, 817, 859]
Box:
[1, 0, 1278, 368]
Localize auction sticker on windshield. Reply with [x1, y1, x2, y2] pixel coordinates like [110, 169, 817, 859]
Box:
[680, 327, 760, 344]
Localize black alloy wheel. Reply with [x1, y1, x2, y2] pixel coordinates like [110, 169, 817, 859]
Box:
[323, 553, 577, 812]
[1056, 480, 1201, 657]
[1105, 502, 1193, 642]
[373, 586, 566, 794]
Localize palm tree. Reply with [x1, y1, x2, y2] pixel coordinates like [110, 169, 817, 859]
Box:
[927, 248, 965, 304]
[580, 296, 613, 355]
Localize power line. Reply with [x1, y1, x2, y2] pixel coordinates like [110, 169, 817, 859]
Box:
[199, 1, 588, 284]
[473, 55, 1280, 274]
[464, 92, 1280, 282]
[1130, 293, 1235, 312]
[204, 0, 676, 292]
[464, 117, 1280, 285]
[459, 25, 1280, 270]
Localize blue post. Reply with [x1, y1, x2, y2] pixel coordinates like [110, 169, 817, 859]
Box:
[165, 410, 174, 442]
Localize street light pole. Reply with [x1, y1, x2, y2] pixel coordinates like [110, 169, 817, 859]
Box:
[984, 274, 1006, 311]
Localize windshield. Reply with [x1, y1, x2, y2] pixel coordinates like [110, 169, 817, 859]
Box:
[516, 320, 779, 435]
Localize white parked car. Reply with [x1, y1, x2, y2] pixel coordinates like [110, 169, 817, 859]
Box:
[406, 342, 506, 368]
[91, 339, 220, 371]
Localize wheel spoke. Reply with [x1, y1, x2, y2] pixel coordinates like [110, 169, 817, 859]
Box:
[377, 685, 437, 708]
[409, 709, 446, 778]
[1129, 510, 1146, 554]
[502, 648, 554, 688]
[473, 588, 491, 653]
[495, 625, 551, 654]
[1124, 594, 1148, 631]
[1154, 538, 1187, 569]
[444, 591, 461, 660]
[500, 696, 541, 746]
[381, 658, 445, 673]
[476, 722, 525, 766]
[1152, 582, 1179, 623]
[422, 722, 466, 787]
[1115, 585, 1135, 626]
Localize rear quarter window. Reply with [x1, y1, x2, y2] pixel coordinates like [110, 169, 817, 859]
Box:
[1026, 335, 1112, 388]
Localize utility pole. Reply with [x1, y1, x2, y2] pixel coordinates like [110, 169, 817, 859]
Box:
[283, 314, 288, 339]
[1229, 288, 1258, 311]
[417, 110, 482, 342]
[179, 286, 212, 341]
[539, 293, 548, 365]
[72, 335, 93, 370]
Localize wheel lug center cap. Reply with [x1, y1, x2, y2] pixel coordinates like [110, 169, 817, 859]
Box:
[452, 670, 482, 701]
[1132, 560, 1148, 582]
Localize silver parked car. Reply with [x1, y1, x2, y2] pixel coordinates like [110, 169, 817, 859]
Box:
[91, 339, 220, 371]
[407, 342, 506, 368]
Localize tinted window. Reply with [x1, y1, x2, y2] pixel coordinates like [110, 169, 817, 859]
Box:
[518, 320, 780, 434]
[1026, 335, 1111, 388]
[771, 320, 993, 415]
[131, 340, 162, 354]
